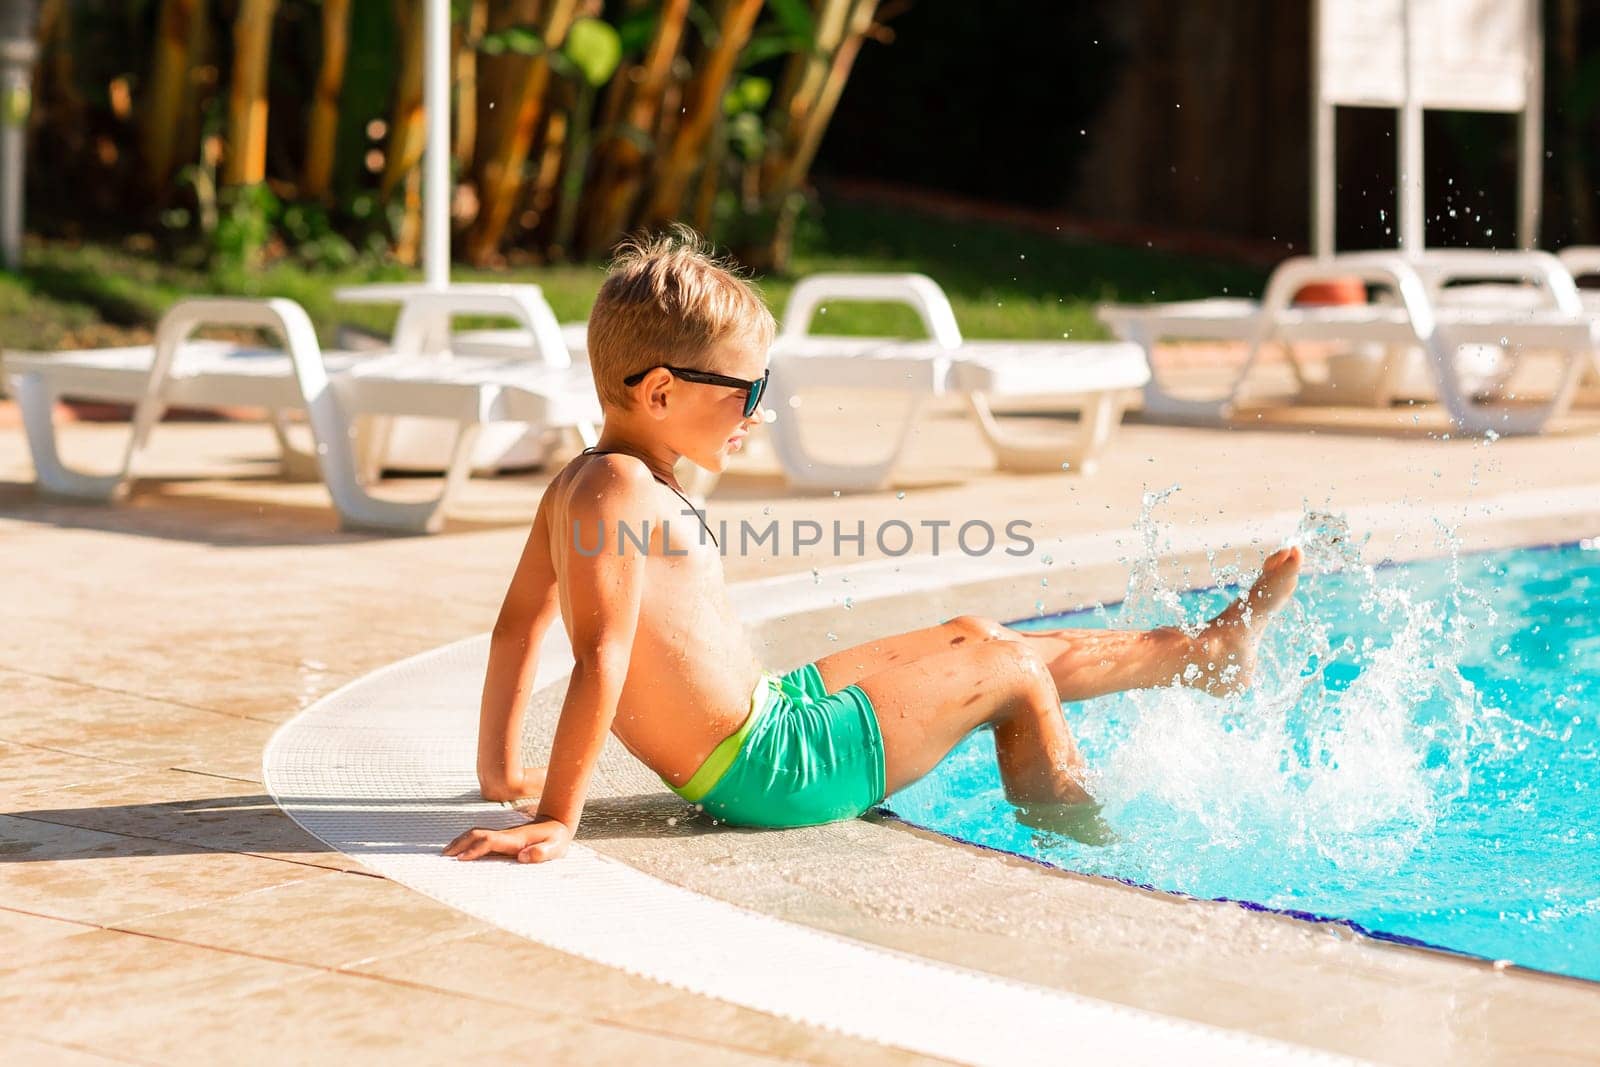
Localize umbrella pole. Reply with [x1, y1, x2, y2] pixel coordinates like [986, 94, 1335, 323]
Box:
[423, 0, 450, 289]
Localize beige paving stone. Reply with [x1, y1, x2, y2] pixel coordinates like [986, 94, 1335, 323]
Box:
[351, 929, 933, 1066]
[0, 669, 283, 775]
[80, 970, 793, 1067]
[6, 769, 345, 868]
[0, 632, 355, 725]
[0, 928, 310, 1048]
[123, 871, 489, 970]
[0, 1034, 142, 1066]
[0, 741, 145, 799]
[0, 906, 93, 950]
[0, 815, 324, 926]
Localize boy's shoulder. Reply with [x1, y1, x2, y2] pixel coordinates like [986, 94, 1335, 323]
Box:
[551, 451, 662, 516]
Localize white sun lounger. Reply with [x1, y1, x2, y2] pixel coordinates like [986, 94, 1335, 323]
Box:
[4, 294, 602, 533]
[765, 273, 1150, 490]
[333, 282, 581, 472]
[1099, 251, 1596, 435]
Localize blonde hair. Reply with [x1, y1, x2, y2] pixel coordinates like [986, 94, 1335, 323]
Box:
[586, 226, 776, 409]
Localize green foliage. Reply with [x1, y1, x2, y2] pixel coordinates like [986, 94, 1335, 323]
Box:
[563, 19, 623, 88]
[478, 25, 547, 58]
[213, 183, 281, 273]
[4, 195, 1266, 353]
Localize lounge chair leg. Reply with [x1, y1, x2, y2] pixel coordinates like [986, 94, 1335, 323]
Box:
[10, 371, 137, 500]
[1425, 331, 1586, 436]
[269, 410, 323, 482]
[967, 392, 1124, 476]
[1122, 320, 1237, 425]
[767, 393, 923, 492]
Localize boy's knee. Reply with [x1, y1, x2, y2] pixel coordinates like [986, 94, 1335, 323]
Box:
[978, 635, 1049, 684]
[1011, 643, 1054, 688]
[944, 614, 1014, 645]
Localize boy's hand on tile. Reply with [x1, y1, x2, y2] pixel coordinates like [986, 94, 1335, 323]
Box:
[443, 814, 572, 864]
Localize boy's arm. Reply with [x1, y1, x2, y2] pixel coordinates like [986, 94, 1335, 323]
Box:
[448, 458, 652, 864]
[476, 497, 560, 802]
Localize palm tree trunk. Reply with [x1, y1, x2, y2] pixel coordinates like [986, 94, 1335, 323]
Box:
[577, 0, 689, 255]
[142, 0, 203, 190]
[301, 0, 350, 200]
[465, 0, 580, 264]
[223, 0, 279, 187]
[640, 0, 763, 230]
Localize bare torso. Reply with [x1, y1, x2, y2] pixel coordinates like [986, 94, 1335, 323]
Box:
[542, 454, 764, 785]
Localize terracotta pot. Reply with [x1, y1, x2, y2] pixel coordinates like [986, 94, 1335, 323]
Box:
[1292, 276, 1367, 306]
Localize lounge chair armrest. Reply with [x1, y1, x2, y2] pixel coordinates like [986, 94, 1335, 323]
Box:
[1397, 250, 1584, 313]
[389, 287, 570, 367]
[1259, 255, 1439, 336]
[779, 272, 963, 347]
[1557, 247, 1600, 284]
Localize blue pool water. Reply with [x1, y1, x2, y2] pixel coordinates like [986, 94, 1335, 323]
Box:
[885, 529, 1600, 981]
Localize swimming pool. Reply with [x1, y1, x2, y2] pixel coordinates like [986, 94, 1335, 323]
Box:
[884, 525, 1600, 982]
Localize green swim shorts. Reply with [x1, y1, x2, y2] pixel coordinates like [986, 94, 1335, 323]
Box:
[663, 663, 887, 829]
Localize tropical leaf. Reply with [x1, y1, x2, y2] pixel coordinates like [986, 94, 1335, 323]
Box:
[765, 0, 815, 40]
[564, 18, 623, 88]
[722, 74, 770, 115]
[479, 24, 546, 57]
[738, 30, 815, 70]
[616, 6, 660, 55]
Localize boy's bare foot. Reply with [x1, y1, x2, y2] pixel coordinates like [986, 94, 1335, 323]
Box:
[1191, 546, 1303, 695]
[1015, 802, 1119, 846]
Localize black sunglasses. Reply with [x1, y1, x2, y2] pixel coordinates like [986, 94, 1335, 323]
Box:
[623, 364, 769, 417]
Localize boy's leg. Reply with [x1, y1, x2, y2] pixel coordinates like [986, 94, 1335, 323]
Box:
[851, 638, 1092, 806]
[1019, 546, 1302, 699]
[813, 615, 1018, 693]
[816, 547, 1302, 702]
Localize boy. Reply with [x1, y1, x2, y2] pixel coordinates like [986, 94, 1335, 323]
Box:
[445, 232, 1301, 864]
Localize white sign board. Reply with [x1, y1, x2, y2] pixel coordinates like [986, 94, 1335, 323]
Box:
[1320, 0, 1531, 111]
[1313, 0, 1541, 253]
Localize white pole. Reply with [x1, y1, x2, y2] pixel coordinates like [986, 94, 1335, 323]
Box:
[1517, 0, 1543, 250]
[1311, 0, 1332, 255]
[1397, 0, 1425, 255]
[423, 0, 451, 289]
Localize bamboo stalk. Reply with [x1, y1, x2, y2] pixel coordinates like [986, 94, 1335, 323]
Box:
[780, 0, 876, 193]
[465, 0, 579, 264]
[382, 0, 426, 197]
[141, 0, 202, 189]
[762, 0, 857, 197]
[455, 0, 488, 170]
[578, 0, 689, 254]
[394, 166, 422, 265]
[223, 0, 279, 187]
[641, 0, 764, 229]
[301, 0, 350, 200]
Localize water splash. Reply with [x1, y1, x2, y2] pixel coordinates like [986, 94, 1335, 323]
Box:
[1083, 497, 1496, 876]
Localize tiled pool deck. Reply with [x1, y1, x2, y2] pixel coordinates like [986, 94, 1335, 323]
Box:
[4, 396, 1600, 1065]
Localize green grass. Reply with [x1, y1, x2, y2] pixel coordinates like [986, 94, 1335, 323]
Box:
[0, 196, 1266, 352]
